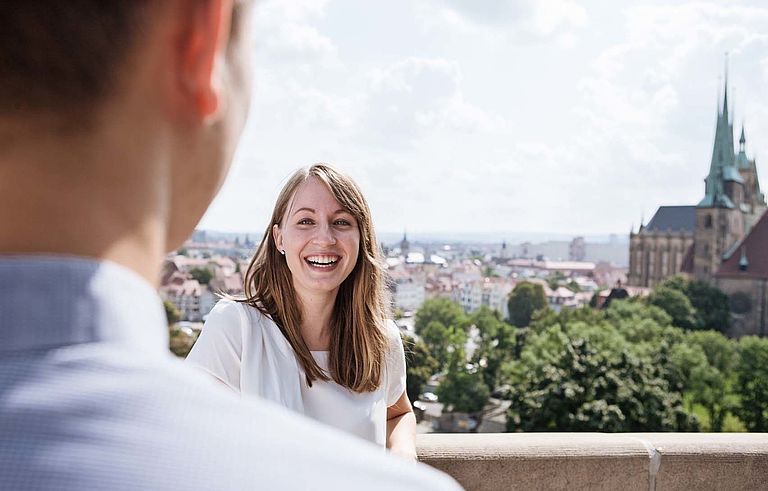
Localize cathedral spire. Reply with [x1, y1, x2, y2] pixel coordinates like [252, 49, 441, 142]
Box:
[740, 124, 746, 150]
[699, 58, 742, 209]
[736, 123, 751, 170]
[722, 54, 729, 121]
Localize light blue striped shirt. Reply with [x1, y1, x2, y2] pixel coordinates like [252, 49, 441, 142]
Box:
[0, 256, 461, 491]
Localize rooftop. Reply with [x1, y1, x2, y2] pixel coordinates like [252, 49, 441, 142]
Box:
[717, 211, 768, 279]
[643, 205, 696, 234]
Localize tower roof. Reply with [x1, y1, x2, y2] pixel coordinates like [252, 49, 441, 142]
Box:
[736, 124, 751, 170]
[698, 66, 743, 209]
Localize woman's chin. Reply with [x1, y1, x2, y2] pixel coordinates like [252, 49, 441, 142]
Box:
[295, 280, 343, 297]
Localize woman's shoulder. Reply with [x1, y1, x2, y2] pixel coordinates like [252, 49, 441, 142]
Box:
[207, 298, 276, 330]
[383, 319, 401, 340]
[382, 319, 405, 354]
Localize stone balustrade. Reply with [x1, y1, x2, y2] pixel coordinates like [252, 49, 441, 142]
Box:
[416, 433, 768, 490]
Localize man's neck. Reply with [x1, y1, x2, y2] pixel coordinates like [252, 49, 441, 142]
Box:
[0, 118, 169, 286]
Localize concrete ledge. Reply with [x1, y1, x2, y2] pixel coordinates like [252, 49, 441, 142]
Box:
[416, 433, 768, 491]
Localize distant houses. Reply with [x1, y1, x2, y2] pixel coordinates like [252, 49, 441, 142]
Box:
[384, 234, 626, 320]
[159, 254, 246, 322]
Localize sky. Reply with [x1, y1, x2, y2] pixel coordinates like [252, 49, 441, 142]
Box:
[198, 0, 768, 239]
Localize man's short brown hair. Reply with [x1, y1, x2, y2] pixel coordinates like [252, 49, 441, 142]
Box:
[0, 1, 149, 118]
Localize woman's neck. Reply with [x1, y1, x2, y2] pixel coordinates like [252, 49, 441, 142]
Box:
[296, 289, 338, 351]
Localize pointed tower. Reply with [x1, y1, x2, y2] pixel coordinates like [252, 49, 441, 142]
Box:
[693, 65, 747, 282]
[736, 126, 748, 168]
[399, 230, 410, 260]
[736, 124, 768, 230]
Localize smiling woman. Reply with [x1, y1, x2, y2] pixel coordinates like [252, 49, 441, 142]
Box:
[273, 177, 361, 306]
[186, 164, 417, 460]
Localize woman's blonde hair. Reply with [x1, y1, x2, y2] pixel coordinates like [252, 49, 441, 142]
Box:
[241, 163, 390, 392]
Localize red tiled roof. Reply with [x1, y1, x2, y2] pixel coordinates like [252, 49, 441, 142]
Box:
[716, 211, 768, 279]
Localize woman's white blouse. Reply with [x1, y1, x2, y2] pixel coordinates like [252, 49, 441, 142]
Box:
[186, 299, 407, 446]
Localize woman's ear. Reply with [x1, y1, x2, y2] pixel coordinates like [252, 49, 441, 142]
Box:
[272, 224, 283, 254]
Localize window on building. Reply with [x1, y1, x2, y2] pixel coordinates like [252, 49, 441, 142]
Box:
[648, 251, 655, 278]
[704, 214, 713, 228]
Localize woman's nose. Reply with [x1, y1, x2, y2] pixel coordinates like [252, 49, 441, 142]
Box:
[312, 223, 337, 246]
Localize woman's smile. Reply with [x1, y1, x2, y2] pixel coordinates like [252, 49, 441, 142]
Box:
[304, 254, 342, 270]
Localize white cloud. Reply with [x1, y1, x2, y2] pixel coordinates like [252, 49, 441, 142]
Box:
[252, 0, 338, 63]
[422, 0, 588, 41]
[359, 57, 506, 147]
[257, 0, 329, 20]
[262, 23, 338, 62]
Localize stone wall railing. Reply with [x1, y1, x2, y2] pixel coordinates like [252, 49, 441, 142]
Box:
[416, 433, 768, 491]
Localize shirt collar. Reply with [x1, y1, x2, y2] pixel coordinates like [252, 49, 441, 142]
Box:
[0, 255, 168, 355]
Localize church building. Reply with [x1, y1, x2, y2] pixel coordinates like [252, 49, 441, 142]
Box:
[628, 70, 767, 336]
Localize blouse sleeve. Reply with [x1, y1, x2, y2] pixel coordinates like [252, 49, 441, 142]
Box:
[385, 320, 407, 406]
[185, 299, 244, 393]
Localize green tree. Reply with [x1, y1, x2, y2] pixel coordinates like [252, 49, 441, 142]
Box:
[504, 302, 698, 432]
[547, 271, 566, 290]
[686, 280, 731, 332]
[419, 320, 450, 369]
[648, 285, 697, 329]
[505, 322, 696, 432]
[437, 362, 490, 415]
[735, 336, 768, 432]
[667, 342, 710, 402]
[566, 280, 582, 293]
[469, 306, 515, 392]
[402, 336, 440, 403]
[656, 276, 730, 332]
[190, 267, 213, 285]
[685, 360, 733, 432]
[415, 298, 467, 335]
[169, 327, 200, 358]
[588, 292, 599, 308]
[437, 342, 490, 423]
[164, 300, 180, 326]
[686, 330, 738, 431]
[507, 281, 547, 327]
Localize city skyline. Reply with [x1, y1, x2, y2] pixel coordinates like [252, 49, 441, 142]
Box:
[199, 0, 768, 236]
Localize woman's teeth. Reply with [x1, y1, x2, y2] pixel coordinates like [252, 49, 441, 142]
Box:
[306, 255, 339, 267]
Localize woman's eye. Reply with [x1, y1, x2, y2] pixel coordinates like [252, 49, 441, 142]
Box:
[334, 219, 352, 226]
[298, 218, 314, 225]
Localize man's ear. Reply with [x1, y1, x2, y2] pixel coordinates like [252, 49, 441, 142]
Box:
[272, 224, 283, 253]
[176, 0, 234, 121]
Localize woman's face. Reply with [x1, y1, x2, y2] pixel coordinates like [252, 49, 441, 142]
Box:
[273, 176, 361, 299]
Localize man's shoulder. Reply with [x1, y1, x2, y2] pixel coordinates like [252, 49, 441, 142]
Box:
[0, 349, 461, 490]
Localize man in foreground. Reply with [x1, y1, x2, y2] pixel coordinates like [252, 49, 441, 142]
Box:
[0, 1, 460, 489]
